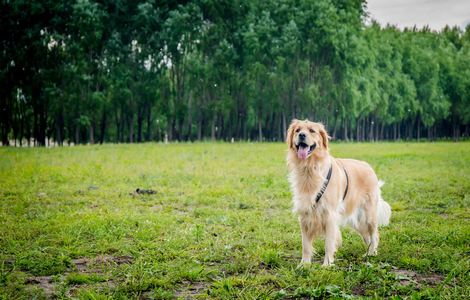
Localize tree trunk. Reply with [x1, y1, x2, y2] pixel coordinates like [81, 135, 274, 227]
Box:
[361, 118, 367, 141]
[167, 119, 173, 142]
[258, 118, 263, 142]
[75, 125, 80, 145]
[186, 92, 193, 141]
[33, 86, 47, 146]
[236, 111, 242, 140]
[356, 118, 361, 142]
[452, 116, 459, 141]
[217, 115, 223, 140]
[26, 117, 31, 146]
[197, 111, 202, 141]
[332, 118, 338, 140]
[55, 113, 63, 146]
[145, 105, 152, 142]
[398, 121, 401, 140]
[89, 124, 94, 145]
[115, 110, 120, 143]
[1, 97, 10, 146]
[211, 114, 216, 141]
[38, 109, 47, 146]
[137, 107, 144, 143]
[374, 120, 378, 141]
[417, 116, 421, 142]
[99, 110, 106, 144]
[243, 116, 247, 140]
[408, 120, 413, 140]
[282, 112, 287, 141]
[377, 123, 385, 140]
[129, 113, 134, 143]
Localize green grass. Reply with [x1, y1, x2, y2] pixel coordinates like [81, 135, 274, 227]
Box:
[0, 142, 469, 299]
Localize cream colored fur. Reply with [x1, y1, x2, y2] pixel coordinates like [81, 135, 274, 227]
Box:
[286, 119, 391, 266]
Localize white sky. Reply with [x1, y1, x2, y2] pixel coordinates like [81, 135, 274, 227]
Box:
[366, 0, 470, 30]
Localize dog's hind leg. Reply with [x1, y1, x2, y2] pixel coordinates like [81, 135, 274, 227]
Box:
[364, 193, 379, 256]
[358, 227, 371, 252]
[355, 216, 374, 255]
[367, 226, 379, 256]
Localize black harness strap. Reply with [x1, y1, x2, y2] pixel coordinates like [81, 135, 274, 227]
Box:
[315, 164, 333, 203]
[342, 166, 349, 200]
[314, 162, 349, 203]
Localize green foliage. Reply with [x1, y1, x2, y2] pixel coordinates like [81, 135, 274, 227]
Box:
[1, 1, 470, 146]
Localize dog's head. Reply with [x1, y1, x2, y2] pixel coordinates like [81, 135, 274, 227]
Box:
[286, 119, 330, 160]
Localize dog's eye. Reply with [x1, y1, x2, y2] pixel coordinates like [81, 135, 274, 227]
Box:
[295, 128, 300, 133]
[309, 128, 315, 133]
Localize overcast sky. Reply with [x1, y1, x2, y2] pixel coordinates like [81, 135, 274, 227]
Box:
[366, 0, 470, 30]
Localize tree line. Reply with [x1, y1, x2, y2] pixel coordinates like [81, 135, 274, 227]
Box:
[1, 0, 470, 146]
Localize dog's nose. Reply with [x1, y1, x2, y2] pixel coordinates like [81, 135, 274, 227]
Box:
[299, 133, 306, 140]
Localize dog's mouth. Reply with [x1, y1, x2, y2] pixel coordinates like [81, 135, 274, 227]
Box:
[295, 142, 316, 160]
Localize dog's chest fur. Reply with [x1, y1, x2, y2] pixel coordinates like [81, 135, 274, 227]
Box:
[289, 162, 339, 236]
[289, 164, 328, 215]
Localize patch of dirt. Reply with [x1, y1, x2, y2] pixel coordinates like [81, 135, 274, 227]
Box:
[26, 276, 55, 298]
[95, 255, 134, 265]
[26, 255, 134, 297]
[65, 285, 85, 298]
[392, 269, 417, 286]
[72, 257, 90, 272]
[71, 255, 133, 273]
[174, 281, 210, 299]
[391, 269, 444, 287]
[351, 285, 366, 296]
[416, 273, 445, 286]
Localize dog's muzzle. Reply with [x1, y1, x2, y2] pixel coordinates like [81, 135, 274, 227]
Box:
[296, 142, 316, 159]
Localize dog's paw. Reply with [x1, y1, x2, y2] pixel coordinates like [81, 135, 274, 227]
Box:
[363, 250, 378, 257]
[322, 258, 335, 267]
[322, 262, 335, 267]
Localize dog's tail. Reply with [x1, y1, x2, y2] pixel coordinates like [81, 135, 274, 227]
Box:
[376, 180, 391, 226]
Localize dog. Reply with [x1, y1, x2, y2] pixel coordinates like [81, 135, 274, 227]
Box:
[286, 119, 391, 266]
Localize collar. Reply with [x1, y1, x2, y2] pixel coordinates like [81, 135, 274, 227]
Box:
[314, 164, 333, 203]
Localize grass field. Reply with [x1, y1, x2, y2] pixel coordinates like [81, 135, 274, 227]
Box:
[1, 142, 469, 299]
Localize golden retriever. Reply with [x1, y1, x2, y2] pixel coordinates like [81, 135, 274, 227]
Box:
[286, 119, 391, 266]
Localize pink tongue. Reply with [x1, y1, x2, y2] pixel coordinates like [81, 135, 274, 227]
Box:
[297, 146, 309, 159]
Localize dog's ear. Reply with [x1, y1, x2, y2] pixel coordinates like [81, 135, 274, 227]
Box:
[319, 124, 331, 151]
[286, 119, 299, 149]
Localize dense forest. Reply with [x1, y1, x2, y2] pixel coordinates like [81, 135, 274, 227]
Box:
[1, 0, 470, 146]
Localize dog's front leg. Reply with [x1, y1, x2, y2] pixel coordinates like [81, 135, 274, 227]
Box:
[300, 218, 314, 264]
[323, 216, 340, 266]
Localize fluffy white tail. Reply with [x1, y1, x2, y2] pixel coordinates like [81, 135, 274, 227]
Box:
[377, 180, 391, 226]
